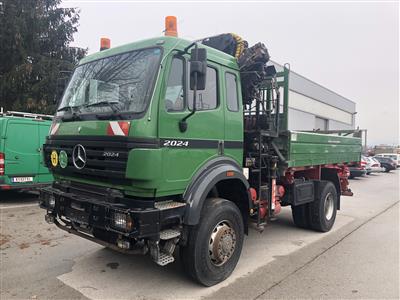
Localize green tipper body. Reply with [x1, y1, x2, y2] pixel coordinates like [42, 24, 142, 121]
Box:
[0, 116, 53, 189]
[286, 131, 361, 168]
[49, 36, 360, 198]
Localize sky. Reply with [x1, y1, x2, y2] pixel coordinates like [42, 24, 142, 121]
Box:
[62, 0, 399, 146]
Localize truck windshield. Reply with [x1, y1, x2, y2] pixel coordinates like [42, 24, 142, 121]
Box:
[57, 48, 161, 118]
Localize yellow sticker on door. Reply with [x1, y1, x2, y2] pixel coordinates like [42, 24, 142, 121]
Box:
[50, 150, 58, 167]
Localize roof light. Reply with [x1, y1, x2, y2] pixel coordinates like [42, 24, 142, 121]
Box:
[100, 37, 111, 51]
[165, 16, 178, 37]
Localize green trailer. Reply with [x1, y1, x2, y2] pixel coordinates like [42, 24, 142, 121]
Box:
[39, 18, 362, 286]
[0, 111, 54, 190]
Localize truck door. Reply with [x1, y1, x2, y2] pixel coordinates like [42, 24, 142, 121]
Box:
[223, 70, 243, 163]
[158, 56, 225, 193]
[4, 119, 40, 182]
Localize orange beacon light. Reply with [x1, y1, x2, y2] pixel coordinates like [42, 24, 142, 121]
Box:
[165, 16, 178, 37]
[100, 37, 111, 51]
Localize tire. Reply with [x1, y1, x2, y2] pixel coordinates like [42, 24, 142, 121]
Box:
[180, 198, 244, 286]
[309, 181, 337, 232]
[291, 203, 310, 229]
[384, 167, 390, 173]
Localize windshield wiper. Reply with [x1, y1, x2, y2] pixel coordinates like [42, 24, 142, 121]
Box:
[85, 101, 120, 113]
[57, 105, 80, 112]
[58, 106, 82, 121]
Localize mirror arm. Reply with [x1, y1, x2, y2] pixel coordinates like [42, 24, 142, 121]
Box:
[179, 43, 200, 132]
[177, 42, 196, 56]
[179, 72, 197, 132]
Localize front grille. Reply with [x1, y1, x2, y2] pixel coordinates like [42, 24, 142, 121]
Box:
[44, 136, 136, 181]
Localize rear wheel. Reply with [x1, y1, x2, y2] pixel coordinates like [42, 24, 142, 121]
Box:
[180, 198, 244, 286]
[309, 181, 337, 232]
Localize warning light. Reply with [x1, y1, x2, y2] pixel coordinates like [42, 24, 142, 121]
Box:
[100, 37, 111, 51]
[165, 16, 178, 37]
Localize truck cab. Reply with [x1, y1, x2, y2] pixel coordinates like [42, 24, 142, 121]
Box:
[45, 37, 244, 198]
[40, 19, 361, 286]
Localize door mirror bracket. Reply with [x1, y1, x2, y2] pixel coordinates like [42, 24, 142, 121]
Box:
[179, 44, 207, 132]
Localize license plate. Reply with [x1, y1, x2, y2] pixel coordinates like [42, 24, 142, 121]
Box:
[12, 177, 33, 183]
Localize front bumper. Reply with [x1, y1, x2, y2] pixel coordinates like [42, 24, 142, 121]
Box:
[0, 181, 51, 190]
[39, 183, 186, 243]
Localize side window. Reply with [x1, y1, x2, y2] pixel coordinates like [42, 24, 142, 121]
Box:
[165, 57, 184, 112]
[225, 72, 239, 111]
[188, 66, 218, 111]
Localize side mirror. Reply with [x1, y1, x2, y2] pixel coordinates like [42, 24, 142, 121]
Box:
[53, 71, 72, 104]
[54, 75, 70, 104]
[189, 48, 207, 91]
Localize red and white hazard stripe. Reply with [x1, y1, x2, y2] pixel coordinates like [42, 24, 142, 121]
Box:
[49, 123, 60, 135]
[107, 121, 130, 136]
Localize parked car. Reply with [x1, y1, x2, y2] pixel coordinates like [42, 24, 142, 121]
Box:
[362, 155, 372, 175]
[0, 111, 54, 190]
[364, 156, 385, 174]
[349, 157, 367, 178]
[374, 153, 400, 167]
[373, 156, 397, 172]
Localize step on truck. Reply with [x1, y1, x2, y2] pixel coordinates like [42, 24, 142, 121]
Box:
[40, 17, 362, 286]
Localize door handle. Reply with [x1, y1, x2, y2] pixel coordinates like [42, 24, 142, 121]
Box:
[15, 155, 19, 160]
[37, 148, 42, 152]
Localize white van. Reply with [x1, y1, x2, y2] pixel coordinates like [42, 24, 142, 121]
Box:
[375, 153, 400, 167]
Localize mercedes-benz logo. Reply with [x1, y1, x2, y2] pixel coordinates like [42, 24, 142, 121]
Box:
[72, 144, 86, 169]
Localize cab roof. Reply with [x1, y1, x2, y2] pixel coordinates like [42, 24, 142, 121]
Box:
[79, 36, 240, 70]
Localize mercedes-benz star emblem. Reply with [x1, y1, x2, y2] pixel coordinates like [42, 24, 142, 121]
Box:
[72, 144, 86, 169]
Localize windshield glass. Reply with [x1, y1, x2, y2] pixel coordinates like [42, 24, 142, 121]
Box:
[57, 47, 161, 117]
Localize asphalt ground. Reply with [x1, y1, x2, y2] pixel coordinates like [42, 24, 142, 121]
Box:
[0, 170, 399, 299]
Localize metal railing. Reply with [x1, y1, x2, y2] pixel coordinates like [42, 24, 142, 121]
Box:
[0, 109, 53, 120]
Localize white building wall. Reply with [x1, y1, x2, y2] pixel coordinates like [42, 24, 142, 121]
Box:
[289, 91, 353, 125]
[270, 61, 356, 131]
[287, 108, 315, 130]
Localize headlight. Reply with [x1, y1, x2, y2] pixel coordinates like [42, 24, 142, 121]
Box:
[112, 211, 133, 231]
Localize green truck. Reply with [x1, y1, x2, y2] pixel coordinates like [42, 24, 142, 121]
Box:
[39, 18, 361, 286]
[0, 111, 53, 190]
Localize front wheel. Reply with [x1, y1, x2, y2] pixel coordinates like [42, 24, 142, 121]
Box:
[180, 198, 244, 286]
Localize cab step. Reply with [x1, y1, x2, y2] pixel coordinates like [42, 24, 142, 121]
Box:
[155, 252, 175, 266]
[160, 228, 181, 240]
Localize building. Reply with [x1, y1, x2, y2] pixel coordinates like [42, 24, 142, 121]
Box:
[270, 61, 356, 131]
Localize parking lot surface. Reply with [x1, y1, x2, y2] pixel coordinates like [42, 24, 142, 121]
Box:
[1, 171, 399, 299]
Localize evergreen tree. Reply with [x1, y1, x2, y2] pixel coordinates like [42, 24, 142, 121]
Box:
[0, 0, 86, 114]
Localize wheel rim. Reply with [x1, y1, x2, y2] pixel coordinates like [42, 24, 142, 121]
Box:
[208, 221, 237, 266]
[324, 192, 334, 221]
